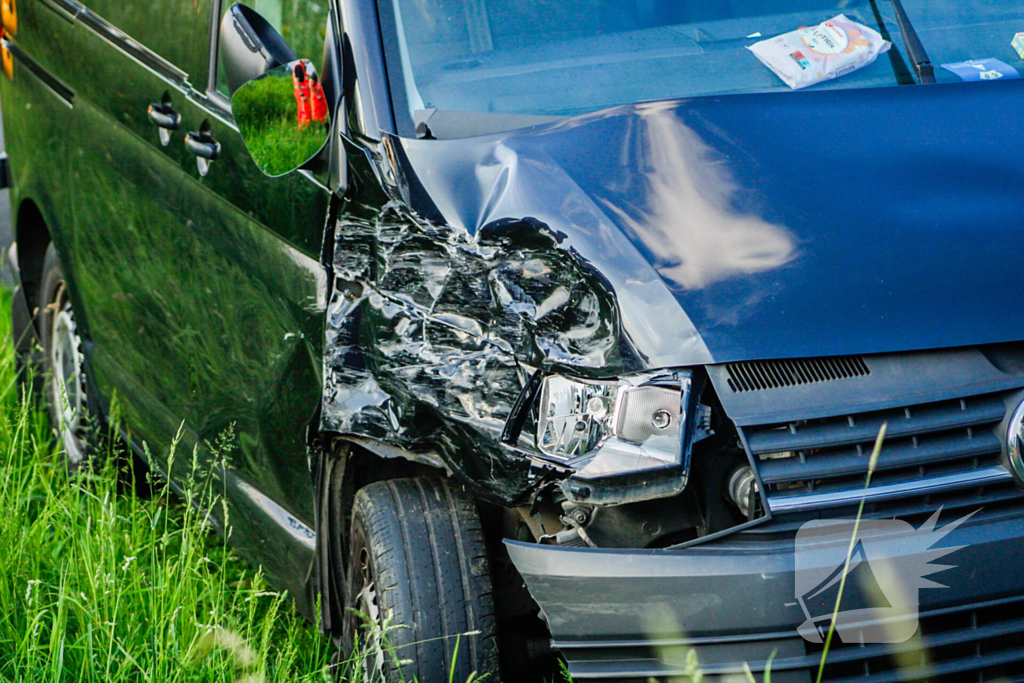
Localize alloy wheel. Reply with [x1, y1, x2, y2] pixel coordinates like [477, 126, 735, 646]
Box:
[49, 282, 89, 465]
[356, 546, 387, 679]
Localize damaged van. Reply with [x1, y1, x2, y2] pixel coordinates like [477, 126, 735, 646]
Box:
[4, 0, 1024, 680]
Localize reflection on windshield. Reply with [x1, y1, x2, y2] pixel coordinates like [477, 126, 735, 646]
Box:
[595, 101, 795, 290]
[380, 0, 1024, 127]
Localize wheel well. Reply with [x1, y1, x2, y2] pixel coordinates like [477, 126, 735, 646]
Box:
[315, 437, 450, 634]
[15, 199, 52, 324]
[330, 438, 448, 558]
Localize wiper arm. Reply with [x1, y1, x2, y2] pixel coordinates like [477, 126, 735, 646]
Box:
[888, 0, 935, 83]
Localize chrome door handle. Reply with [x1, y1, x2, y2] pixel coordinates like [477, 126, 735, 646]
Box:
[185, 129, 220, 177]
[147, 102, 180, 130]
[185, 130, 220, 160]
[148, 102, 180, 146]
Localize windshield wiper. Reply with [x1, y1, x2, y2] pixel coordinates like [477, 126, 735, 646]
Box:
[888, 0, 935, 83]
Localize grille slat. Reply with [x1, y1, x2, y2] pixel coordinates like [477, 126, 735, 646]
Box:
[742, 484, 1024, 534]
[758, 431, 1002, 484]
[726, 356, 870, 393]
[767, 466, 1011, 513]
[741, 391, 1014, 516]
[825, 646, 1024, 683]
[815, 617, 1024, 668]
[560, 596, 1024, 681]
[746, 395, 1007, 455]
[815, 598, 1024, 682]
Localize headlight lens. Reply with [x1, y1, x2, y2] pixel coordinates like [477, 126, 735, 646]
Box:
[534, 371, 691, 479]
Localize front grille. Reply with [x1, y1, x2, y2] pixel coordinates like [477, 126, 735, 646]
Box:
[740, 392, 1020, 516]
[726, 356, 870, 393]
[809, 595, 1024, 682]
[558, 596, 1024, 682]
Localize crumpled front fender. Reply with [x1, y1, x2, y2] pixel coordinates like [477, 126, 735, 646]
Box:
[319, 129, 709, 503]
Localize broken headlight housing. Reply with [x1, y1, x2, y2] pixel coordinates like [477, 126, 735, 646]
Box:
[506, 369, 704, 504]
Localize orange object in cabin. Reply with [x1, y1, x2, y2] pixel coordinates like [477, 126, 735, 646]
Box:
[292, 62, 312, 128]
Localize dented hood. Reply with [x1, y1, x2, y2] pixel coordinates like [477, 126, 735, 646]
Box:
[396, 78, 1024, 365]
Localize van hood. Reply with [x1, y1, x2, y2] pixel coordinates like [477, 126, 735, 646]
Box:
[393, 78, 1024, 365]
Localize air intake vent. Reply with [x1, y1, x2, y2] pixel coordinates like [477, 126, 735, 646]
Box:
[725, 356, 869, 393]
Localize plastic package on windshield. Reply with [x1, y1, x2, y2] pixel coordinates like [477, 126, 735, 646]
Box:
[748, 15, 891, 90]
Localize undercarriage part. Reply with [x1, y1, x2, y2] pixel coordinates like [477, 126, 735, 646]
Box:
[484, 502, 561, 681]
[519, 484, 705, 549]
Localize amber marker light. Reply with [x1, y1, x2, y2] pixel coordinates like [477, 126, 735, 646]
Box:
[1, 36, 12, 81]
[1, 0, 16, 37]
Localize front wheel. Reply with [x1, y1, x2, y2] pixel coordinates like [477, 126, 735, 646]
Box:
[342, 477, 499, 682]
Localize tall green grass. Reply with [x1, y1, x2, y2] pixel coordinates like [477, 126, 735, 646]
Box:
[0, 289, 335, 682]
[0, 288, 500, 683]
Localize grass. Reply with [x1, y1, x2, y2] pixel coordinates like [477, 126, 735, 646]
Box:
[0, 286, 337, 683]
[814, 424, 887, 683]
[232, 70, 329, 177]
[0, 286, 505, 683]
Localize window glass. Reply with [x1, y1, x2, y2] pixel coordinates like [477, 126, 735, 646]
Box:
[378, 0, 1024, 121]
[217, 0, 331, 97]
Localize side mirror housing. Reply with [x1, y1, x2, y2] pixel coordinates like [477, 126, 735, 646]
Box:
[219, 3, 296, 97]
[220, 2, 345, 190]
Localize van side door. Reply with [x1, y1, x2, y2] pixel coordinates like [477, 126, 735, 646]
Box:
[63, 0, 329, 609]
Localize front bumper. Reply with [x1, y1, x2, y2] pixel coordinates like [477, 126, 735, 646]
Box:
[506, 508, 1024, 682]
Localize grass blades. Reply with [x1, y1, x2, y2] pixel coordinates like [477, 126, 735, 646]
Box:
[814, 423, 888, 683]
[0, 288, 333, 682]
[0, 287, 500, 683]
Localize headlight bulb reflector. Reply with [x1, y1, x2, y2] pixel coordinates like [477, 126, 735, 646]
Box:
[534, 372, 691, 478]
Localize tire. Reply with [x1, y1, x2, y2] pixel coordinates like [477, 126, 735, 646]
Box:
[343, 477, 499, 682]
[39, 244, 94, 470]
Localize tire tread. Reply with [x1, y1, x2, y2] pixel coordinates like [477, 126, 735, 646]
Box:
[349, 477, 498, 682]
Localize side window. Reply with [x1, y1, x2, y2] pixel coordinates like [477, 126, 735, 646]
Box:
[216, 0, 331, 97]
[83, 0, 213, 83]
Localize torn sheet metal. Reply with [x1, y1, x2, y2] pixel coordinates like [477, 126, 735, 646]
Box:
[322, 194, 633, 502]
[319, 103, 759, 503]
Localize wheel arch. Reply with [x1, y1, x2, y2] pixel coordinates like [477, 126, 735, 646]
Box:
[14, 196, 52, 325]
[313, 434, 453, 636]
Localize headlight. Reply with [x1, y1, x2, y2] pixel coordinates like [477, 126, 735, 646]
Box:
[497, 368, 705, 506]
[535, 374, 687, 479]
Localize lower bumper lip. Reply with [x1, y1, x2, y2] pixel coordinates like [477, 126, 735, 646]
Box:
[505, 510, 1024, 680]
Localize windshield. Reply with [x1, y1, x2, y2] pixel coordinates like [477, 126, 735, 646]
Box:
[376, 0, 1024, 136]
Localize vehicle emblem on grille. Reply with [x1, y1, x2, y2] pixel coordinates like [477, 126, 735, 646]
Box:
[1007, 399, 1024, 481]
[791, 509, 977, 644]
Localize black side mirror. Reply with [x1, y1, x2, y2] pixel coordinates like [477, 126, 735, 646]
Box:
[219, 2, 346, 192]
[219, 3, 297, 96]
